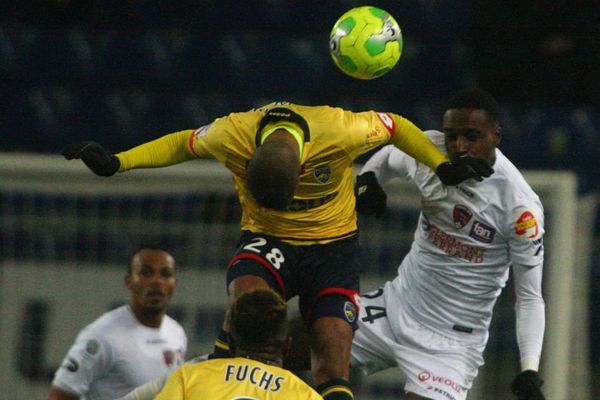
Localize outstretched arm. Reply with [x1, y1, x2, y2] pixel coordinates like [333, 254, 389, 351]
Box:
[389, 117, 493, 185]
[511, 262, 546, 399]
[63, 130, 198, 176]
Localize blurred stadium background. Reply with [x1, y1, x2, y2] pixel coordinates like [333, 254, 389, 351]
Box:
[1, 1, 599, 399]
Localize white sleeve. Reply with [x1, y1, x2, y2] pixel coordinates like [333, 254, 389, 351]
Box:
[51, 330, 111, 396]
[116, 375, 169, 400]
[513, 262, 545, 371]
[360, 144, 415, 184]
[508, 203, 545, 266]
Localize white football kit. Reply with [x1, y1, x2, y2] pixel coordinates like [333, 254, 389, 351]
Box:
[351, 131, 545, 400]
[52, 305, 187, 400]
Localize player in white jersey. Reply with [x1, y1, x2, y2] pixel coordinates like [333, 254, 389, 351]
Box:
[48, 245, 187, 400]
[353, 89, 546, 400]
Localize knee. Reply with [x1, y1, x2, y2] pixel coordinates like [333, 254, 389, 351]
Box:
[310, 316, 353, 355]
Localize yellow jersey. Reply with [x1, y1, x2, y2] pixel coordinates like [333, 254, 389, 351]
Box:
[117, 102, 447, 244]
[154, 357, 323, 400]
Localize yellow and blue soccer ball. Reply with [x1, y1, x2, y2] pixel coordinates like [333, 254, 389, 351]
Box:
[329, 6, 403, 80]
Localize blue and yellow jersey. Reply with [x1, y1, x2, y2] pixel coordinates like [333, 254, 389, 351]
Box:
[116, 102, 447, 244]
[154, 357, 322, 400]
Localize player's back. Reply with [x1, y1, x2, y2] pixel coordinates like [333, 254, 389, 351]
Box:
[197, 102, 395, 243]
[155, 357, 322, 399]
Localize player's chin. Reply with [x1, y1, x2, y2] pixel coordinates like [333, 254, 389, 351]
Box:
[144, 298, 168, 311]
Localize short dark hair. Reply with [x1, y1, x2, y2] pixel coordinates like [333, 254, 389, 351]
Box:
[246, 141, 298, 211]
[230, 289, 287, 351]
[128, 241, 173, 274]
[444, 88, 500, 125]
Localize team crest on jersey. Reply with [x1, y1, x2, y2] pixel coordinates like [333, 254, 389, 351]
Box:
[344, 301, 357, 323]
[163, 350, 175, 366]
[515, 210, 539, 239]
[469, 220, 496, 243]
[453, 205, 473, 228]
[313, 164, 332, 183]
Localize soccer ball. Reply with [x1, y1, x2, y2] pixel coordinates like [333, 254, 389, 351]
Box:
[329, 6, 403, 80]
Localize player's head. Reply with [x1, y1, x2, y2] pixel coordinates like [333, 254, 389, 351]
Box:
[442, 88, 502, 164]
[247, 131, 301, 211]
[126, 244, 177, 318]
[229, 289, 288, 362]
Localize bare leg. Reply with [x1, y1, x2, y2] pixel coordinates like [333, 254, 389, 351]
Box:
[310, 316, 353, 384]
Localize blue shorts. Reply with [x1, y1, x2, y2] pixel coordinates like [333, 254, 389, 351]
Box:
[226, 231, 361, 329]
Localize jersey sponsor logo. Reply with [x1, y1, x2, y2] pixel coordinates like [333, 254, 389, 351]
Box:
[287, 192, 337, 211]
[452, 204, 473, 228]
[313, 164, 332, 183]
[515, 210, 539, 239]
[146, 338, 167, 344]
[85, 339, 99, 355]
[469, 220, 496, 243]
[422, 216, 485, 263]
[344, 301, 357, 323]
[418, 371, 463, 397]
[428, 386, 458, 400]
[376, 112, 395, 135]
[224, 363, 285, 392]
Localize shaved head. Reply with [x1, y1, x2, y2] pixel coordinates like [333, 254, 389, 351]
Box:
[247, 136, 300, 211]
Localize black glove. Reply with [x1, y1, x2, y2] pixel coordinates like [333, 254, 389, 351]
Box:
[435, 155, 494, 186]
[355, 171, 387, 217]
[62, 141, 120, 177]
[511, 370, 545, 400]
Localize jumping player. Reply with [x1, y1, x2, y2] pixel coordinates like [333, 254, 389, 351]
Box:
[353, 89, 546, 400]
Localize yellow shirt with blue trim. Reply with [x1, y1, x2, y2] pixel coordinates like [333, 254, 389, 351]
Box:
[154, 357, 323, 400]
[116, 102, 448, 244]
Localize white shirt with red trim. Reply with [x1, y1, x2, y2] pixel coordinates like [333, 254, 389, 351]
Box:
[360, 130, 545, 362]
[51, 305, 187, 400]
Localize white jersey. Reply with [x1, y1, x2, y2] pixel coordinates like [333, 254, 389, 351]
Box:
[52, 305, 187, 400]
[362, 131, 545, 344]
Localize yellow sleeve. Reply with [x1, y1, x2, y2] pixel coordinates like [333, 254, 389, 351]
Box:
[115, 130, 198, 172]
[389, 115, 448, 170]
[155, 367, 185, 400]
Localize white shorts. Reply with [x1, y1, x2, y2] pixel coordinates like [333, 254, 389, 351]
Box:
[351, 282, 485, 400]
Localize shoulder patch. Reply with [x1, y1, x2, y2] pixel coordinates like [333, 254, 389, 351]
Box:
[193, 123, 212, 138]
[376, 112, 395, 135]
[515, 210, 539, 239]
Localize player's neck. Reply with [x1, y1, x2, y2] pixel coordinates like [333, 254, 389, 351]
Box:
[129, 304, 164, 328]
[236, 351, 282, 367]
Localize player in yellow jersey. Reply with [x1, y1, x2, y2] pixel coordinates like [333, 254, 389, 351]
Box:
[64, 102, 492, 400]
[154, 289, 322, 400]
